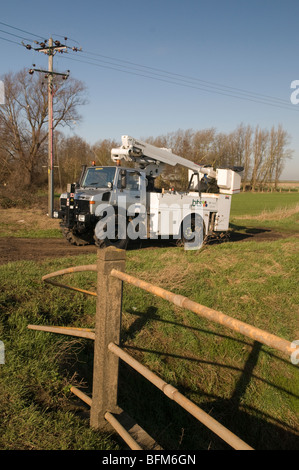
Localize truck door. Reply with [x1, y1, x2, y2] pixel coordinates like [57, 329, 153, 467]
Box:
[117, 169, 147, 241]
[117, 169, 146, 213]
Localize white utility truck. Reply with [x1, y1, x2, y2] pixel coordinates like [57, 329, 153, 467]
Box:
[54, 135, 242, 250]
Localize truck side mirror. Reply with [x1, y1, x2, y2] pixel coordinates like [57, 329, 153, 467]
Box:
[120, 169, 127, 189]
[67, 183, 76, 193]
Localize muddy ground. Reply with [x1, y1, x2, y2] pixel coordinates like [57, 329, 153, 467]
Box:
[0, 228, 291, 265]
[0, 237, 97, 265]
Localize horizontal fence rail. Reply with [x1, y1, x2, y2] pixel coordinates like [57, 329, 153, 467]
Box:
[27, 320, 253, 449]
[108, 342, 253, 450]
[71, 385, 92, 407]
[42, 265, 97, 297]
[28, 247, 297, 450]
[28, 324, 95, 340]
[110, 268, 294, 357]
[104, 411, 143, 451]
[70, 386, 143, 451]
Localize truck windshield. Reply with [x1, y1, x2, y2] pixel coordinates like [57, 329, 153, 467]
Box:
[82, 167, 116, 188]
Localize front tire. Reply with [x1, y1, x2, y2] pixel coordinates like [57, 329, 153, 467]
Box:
[62, 227, 94, 246]
[94, 214, 129, 250]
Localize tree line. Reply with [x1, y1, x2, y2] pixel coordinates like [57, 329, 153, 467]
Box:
[0, 68, 293, 193]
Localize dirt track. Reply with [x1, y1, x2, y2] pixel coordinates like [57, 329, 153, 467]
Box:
[0, 237, 97, 265]
[0, 228, 291, 265]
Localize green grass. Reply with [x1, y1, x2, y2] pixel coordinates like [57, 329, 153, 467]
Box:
[230, 192, 299, 217]
[0, 226, 62, 238]
[230, 192, 299, 233]
[0, 236, 298, 450]
[0, 258, 118, 450]
[0, 193, 298, 450]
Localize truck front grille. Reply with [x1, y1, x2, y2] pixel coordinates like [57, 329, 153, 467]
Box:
[76, 199, 90, 212]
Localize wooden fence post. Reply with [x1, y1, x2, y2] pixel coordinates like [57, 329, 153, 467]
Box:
[90, 246, 126, 429]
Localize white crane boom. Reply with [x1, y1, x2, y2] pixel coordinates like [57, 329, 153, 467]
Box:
[111, 135, 217, 178]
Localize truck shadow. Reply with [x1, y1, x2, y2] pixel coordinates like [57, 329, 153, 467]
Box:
[128, 237, 181, 250]
[127, 224, 275, 250]
[228, 223, 273, 242]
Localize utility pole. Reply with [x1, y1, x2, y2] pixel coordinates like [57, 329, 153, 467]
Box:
[48, 38, 54, 218]
[27, 37, 71, 217]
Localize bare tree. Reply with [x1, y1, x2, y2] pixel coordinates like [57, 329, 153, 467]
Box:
[91, 138, 119, 167]
[273, 124, 293, 189]
[56, 134, 94, 189]
[212, 132, 230, 168]
[192, 128, 216, 165]
[251, 126, 269, 190]
[0, 68, 87, 188]
[241, 125, 252, 191]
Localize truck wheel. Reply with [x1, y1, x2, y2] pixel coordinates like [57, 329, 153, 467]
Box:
[62, 228, 93, 246]
[94, 214, 129, 250]
[180, 214, 206, 248]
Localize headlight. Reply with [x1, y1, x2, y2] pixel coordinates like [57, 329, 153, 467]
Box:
[53, 211, 59, 218]
[78, 214, 86, 222]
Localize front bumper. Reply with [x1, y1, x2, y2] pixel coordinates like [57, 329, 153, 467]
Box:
[54, 195, 96, 231]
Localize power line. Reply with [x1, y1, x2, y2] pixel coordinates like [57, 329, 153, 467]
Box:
[57, 52, 298, 112]
[0, 21, 296, 112]
[0, 28, 35, 43]
[0, 20, 45, 40]
[0, 21, 80, 48]
[52, 33, 80, 45]
[78, 49, 290, 106]
[0, 35, 22, 46]
[57, 45, 295, 110]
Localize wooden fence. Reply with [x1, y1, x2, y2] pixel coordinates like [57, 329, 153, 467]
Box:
[28, 247, 295, 451]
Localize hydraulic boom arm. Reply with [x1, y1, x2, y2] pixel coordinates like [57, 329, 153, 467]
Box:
[111, 135, 217, 179]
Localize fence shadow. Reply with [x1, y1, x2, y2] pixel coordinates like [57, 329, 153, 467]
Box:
[116, 341, 299, 450]
[118, 307, 299, 450]
[64, 306, 299, 450]
[126, 225, 277, 250]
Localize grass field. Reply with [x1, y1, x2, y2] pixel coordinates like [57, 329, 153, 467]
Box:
[231, 191, 299, 217]
[0, 207, 61, 238]
[0, 192, 298, 450]
[230, 192, 299, 232]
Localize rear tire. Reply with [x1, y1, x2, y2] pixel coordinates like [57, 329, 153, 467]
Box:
[180, 214, 206, 248]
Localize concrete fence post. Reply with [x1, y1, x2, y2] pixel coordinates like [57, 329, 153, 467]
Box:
[90, 246, 126, 429]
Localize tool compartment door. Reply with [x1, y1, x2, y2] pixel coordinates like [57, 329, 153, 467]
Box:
[214, 194, 232, 231]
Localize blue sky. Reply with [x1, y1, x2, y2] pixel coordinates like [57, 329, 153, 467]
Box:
[1, 0, 299, 179]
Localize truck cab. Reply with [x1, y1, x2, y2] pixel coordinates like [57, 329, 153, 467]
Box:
[55, 164, 147, 246]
